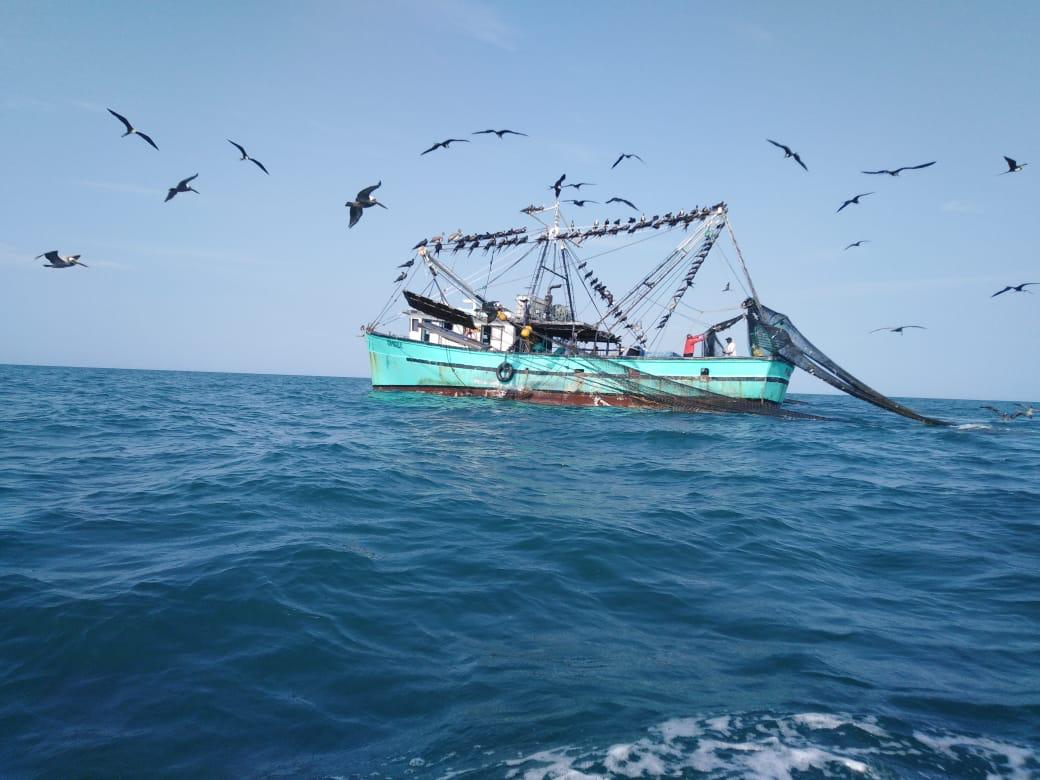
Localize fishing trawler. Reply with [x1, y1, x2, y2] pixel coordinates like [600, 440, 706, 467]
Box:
[365, 201, 946, 423]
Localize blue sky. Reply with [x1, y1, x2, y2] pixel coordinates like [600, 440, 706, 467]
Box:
[1, 0, 1036, 400]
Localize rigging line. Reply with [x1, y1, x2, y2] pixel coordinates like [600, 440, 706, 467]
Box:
[575, 222, 683, 263]
[715, 245, 751, 299]
[724, 219, 760, 307]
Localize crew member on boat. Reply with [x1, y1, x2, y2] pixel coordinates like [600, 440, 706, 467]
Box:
[723, 337, 737, 357]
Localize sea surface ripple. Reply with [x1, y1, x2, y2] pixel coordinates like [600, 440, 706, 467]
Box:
[0, 365, 1038, 778]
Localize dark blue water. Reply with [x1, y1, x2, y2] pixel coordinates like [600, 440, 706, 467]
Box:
[1, 364, 1037, 778]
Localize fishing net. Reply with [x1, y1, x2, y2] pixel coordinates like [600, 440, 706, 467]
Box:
[746, 302, 950, 426]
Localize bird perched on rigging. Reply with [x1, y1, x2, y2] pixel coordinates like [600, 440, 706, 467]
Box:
[564, 199, 598, 207]
[837, 193, 874, 212]
[345, 182, 387, 228]
[766, 139, 807, 171]
[165, 174, 199, 202]
[611, 153, 644, 169]
[564, 182, 595, 190]
[844, 240, 870, 250]
[870, 325, 926, 335]
[606, 197, 638, 210]
[398, 259, 415, 268]
[862, 161, 935, 176]
[722, 282, 730, 292]
[1001, 156, 1027, 174]
[551, 174, 567, 199]
[36, 250, 87, 269]
[106, 108, 159, 150]
[991, 282, 1037, 297]
[421, 138, 470, 155]
[227, 140, 269, 174]
[472, 129, 527, 138]
[393, 271, 407, 283]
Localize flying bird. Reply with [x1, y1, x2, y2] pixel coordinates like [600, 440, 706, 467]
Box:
[564, 199, 598, 207]
[564, 182, 595, 190]
[165, 174, 199, 202]
[844, 240, 870, 250]
[991, 282, 1038, 297]
[227, 140, 269, 174]
[421, 138, 470, 155]
[345, 182, 387, 228]
[1001, 156, 1027, 174]
[36, 250, 87, 269]
[981, 405, 1023, 421]
[766, 139, 807, 171]
[611, 153, 644, 169]
[837, 193, 874, 212]
[606, 197, 638, 210]
[861, 161, 936, 176]
[106, 108, 159, 150]
[472, 129, 527, 138]
[870, 325, 926, 334]
[552, 174, 566, 199]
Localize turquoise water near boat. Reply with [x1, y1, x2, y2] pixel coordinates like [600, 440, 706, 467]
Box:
[367, 332, 793, 405]
[1, 364, 1038, 777]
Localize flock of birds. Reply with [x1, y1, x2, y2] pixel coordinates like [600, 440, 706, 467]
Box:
[764, 138, 1036, 333]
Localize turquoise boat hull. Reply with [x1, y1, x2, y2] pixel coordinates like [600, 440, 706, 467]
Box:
[367, 332, 793, 408]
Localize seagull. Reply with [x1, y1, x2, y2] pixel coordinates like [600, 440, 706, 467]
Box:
[870, 325, 926, 335]
[611, 153, 644, 169]
[981, 405, 1023, 421]
[844, 240, 870, 250]
[552, 174, 566, 199]
[421, 138, 470, 155]
[991, 282, 1038, 297]
[564, 182, 595, 190]
[36, 250, 87, 269]
[227, 140, 269, 174]
[165, 173, 199, 202]
[837, 193, 874, 213]
[472, 129, 527, 138]
[1001, 156, 1027, 174]
[393, 271, 407, 283]
[564, 199, 598, 207]
[398, 259, 415, 268]
[862, 161, 936, 176]
[106, 108, 159, 150]
[345, 181, 387, 228]
[766, 139, 807, 171]
[606, 197, 638, 210]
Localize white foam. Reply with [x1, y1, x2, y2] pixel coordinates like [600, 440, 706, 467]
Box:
[913, 733, 1036, 780]
[603, 741, 667, 777]
[794, 712, 888, 738]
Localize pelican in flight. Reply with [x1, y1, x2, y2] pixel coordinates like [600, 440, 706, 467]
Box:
[106, 108, 159, 150]
[165, 174, 199, 202]
[227, 140, 269, 174]
[36, 250, 87, 269]
[345, 182, 387, 228]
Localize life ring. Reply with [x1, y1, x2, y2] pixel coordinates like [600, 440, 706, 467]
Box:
[496, 361, 515, 383]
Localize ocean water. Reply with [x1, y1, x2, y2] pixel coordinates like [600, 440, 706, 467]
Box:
[1, 364, 1037, 779]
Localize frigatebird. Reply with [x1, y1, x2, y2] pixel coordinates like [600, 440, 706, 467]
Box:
[1001, 156, 1028, 174]
[563, 182, 595, 190]
[472, 129, 527, 138]
[870, 325, 926, 334]
[564, 199, 597, 207]
[844, 240, 870, 250]
[398, 259, 415, 268]
[165, 174, 199, 202]
[606, 197, 638, 210]
[36, 250, 87, 268]
[862, 161, 936, 176]
[552, 174, 566, 199]
[106, 108, 159, 150]
[991, 282, 1037, 297]
[421, 138, 469, 155]
[345, 181, 387, 228]
[837, 193, 874, 212]
[766, 139, 807, 171]
[611, 153, 644, 169]
[393, 271, 407, 283]
[227, 140, 269, 174]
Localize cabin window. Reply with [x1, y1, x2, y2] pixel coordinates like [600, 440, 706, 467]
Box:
[481, 326, 492, 345]
[410, 318, 420, 332]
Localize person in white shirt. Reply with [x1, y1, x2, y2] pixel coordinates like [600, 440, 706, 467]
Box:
[723, 337, 736, 357]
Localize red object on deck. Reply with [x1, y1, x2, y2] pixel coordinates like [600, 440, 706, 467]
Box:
[683, 333, 704, 357]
